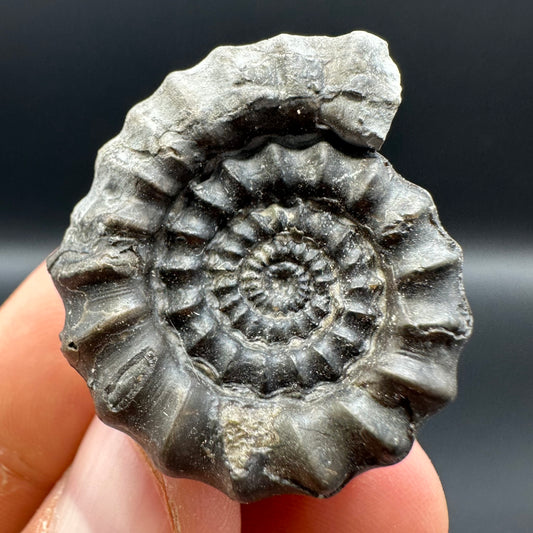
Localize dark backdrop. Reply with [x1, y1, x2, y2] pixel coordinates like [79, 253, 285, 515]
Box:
[1, 1, 532, 531]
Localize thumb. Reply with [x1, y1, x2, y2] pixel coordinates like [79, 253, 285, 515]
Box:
[23, 417, 241, 533]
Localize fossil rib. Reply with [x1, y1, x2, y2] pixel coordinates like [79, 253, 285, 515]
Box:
[47, 31, 472, 502]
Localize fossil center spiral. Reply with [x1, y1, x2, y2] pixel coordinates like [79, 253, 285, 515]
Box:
[212, 224, 336, 343]
[255, 260, 308, 312]
[205, 207, 341, 346]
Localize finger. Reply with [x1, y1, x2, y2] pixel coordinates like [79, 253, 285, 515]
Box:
[241, 441, 448, 533]
[0, 263, 94, 532]
[23, 418, 171, 533]
[24, 417, 241, 533]
[158, 473, 242, 533]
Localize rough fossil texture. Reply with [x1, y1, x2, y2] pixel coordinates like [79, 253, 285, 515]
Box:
[47, 31, 473, 502]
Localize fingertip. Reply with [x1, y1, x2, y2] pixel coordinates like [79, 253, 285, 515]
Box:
[242, 441, 449, 533]
[0, 262, 60, 317]
[343, 440, 449, 533]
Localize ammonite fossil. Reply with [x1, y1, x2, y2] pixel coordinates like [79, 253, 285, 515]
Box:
[47, 31, 473, 502]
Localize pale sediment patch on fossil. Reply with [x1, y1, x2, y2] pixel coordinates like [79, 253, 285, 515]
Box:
[220, 403, 282, 478]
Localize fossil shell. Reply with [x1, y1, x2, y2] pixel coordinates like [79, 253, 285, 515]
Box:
[47, 31, 472, 502]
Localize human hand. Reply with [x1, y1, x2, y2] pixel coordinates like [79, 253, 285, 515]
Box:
[0, 264, 448, 532]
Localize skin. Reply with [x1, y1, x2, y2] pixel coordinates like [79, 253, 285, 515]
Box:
[0, 264, 449, 532]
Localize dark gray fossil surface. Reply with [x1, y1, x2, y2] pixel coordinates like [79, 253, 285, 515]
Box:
[47, 31, 472, 502]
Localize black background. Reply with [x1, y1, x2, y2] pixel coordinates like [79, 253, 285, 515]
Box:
[1, 1, 532, 531]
